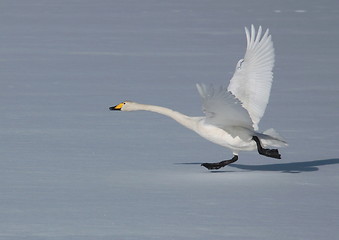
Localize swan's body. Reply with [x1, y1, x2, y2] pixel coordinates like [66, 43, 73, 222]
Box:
[110, 25, 287, 170]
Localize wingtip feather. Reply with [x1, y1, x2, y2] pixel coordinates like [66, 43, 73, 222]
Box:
[196, 83, 206, 98]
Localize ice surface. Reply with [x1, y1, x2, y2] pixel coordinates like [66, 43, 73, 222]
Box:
[1, 0, 339, 239]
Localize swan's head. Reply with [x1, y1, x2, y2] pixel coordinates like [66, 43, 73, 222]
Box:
[109, 101, 138, 111]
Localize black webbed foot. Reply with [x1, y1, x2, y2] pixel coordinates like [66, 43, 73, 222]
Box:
[201, 155, 238, 170]
[252, 136, 281, 159]
[261, 148, 281, 159]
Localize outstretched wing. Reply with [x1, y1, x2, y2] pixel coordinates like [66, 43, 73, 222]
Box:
[227, 25, 275, 130]
[196, 83, 254, 130]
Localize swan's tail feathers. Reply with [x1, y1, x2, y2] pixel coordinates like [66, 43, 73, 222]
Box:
[258, 128, 288, 148]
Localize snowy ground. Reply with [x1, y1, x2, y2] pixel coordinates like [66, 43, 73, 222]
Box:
[1, 0, 339, 239]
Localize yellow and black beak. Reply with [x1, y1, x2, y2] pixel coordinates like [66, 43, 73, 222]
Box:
[109, 102, 124, 111]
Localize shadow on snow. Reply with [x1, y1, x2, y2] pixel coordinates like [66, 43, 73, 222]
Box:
[177, 158, 339, 173]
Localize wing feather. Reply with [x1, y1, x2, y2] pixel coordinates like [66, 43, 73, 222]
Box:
[196, 83, 254, 130]
[228, 25, 275, 130]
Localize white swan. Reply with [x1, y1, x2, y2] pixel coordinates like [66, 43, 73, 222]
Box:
[110, 25, 287, 170]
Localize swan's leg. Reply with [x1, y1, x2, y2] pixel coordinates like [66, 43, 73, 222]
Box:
[201, 155, 238, 170]
[252, 136, 281, 159]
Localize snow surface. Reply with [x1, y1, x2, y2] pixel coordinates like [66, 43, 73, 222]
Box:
[1, 0, 339, 239]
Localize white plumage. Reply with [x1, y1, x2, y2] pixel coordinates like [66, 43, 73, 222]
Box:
[228, 25, 274, 130]
[110, 25, 287, 170]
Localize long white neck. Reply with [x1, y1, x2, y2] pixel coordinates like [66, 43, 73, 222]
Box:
[131, 103, 199, 131]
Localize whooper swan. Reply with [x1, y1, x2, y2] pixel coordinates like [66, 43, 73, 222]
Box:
[110, 25, 287, 170]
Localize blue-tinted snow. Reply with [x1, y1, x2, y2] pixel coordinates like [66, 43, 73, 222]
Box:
[1, 0, 338, 239]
